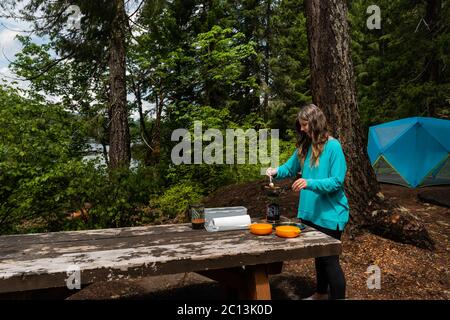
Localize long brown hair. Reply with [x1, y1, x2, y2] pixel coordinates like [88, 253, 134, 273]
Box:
[295, 104, 329, 167]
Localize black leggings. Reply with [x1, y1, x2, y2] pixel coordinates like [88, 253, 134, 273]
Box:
[302, 220, 346, 300]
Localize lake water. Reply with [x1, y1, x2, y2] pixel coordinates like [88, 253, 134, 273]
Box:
[83, 142, 140, 169]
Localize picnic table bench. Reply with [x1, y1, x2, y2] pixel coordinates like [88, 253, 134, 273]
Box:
[0, 220, 341, 299]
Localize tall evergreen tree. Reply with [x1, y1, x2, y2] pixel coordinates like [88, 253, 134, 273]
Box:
[305, 0, 434, 248]
[350, 0, 450, 129]
[2, 0, 131, 169]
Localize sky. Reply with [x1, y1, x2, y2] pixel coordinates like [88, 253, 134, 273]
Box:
[0, 17, 40, 88]
[0, 0, 46, 88]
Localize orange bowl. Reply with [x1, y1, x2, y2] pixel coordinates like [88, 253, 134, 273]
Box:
[250, 223, 273, 235]
[275, 225, 301, 238]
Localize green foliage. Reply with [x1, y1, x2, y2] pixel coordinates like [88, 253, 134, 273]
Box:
[149, 182, 204, 220]
[165, 104, 268, 193]
[11, 35, 109, 115]
[0, 87, 160, 234]
[162, 25, 258, 112]
[0, 86, 87, 233]
[85, 165, 163, 229]
[193, 26, 257, 87]
[350, 0, 450, 131]
[269, 0, 311, 137]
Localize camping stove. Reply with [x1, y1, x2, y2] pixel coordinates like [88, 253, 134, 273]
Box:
[264, 186, 282, 223]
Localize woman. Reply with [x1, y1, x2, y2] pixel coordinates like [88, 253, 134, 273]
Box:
[266, 104, 349, 300]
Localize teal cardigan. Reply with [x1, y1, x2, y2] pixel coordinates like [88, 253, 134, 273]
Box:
[275, 138, 349, 231]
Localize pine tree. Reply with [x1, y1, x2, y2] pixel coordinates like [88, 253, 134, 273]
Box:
[305, 0, 434, 249]
[2, 0, 131, 169]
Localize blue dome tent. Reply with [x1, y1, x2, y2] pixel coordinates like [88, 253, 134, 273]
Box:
[368, 117, 450, 188]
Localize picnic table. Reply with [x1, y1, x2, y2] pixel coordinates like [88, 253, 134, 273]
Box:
[0, 220, 341, 299]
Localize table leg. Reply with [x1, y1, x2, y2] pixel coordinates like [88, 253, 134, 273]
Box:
[245, 265, 271, 300]
[196, 262, 282, 300]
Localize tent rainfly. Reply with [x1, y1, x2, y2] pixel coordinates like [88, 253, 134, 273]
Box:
[368, 117, 450, 188]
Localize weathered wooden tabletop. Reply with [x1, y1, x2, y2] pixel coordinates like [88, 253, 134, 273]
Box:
[0, 223, 341, 294]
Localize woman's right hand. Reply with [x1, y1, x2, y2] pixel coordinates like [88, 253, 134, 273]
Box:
[266, 167, 278, 177]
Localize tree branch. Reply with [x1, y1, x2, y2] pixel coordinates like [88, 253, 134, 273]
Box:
[10, 51, 75, 82]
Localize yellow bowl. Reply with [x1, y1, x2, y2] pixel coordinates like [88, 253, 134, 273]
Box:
[275, 225, 301, 238]
[250, 223, 273, 235]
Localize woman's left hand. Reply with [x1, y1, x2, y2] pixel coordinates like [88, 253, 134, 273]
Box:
[292, 178, 307, 192]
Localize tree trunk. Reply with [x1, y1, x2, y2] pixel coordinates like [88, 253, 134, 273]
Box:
[304, 0, 434, 249]
[135, 83, 151, 147]
[135, 80, 155, 166]
[108, 0, 131, 169]
[150, 91, 163, 165]
[262, 0, 271, 122]
[424, 0, 441, 117]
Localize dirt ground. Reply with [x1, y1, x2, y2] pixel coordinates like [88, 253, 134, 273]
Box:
[35, 180, 450, 300]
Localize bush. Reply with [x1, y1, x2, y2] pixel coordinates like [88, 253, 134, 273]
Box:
[148, 182, 204, 222]
[0, 87, 89, 233]
[0, 87, 163, 234]
[85, 165, 163, 229]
